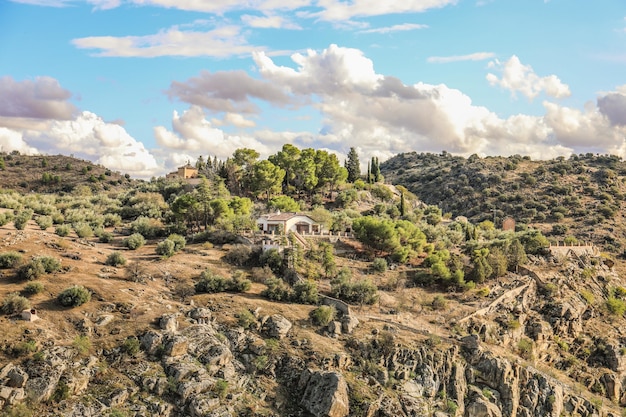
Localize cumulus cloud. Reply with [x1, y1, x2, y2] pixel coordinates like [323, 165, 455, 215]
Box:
[153, 106, 273, 160]
[166, 70, 291, 113]
[597, 89, 626, 126]
[427, 52, 495, 64]
[486, 55, 571, 100]
[0, 128, 39, 155]
[72, 25, 260, 58]
[0, 76, 77, 120]
[358, 23, 428, 34]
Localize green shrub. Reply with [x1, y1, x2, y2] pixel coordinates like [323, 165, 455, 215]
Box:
[330, 275, 378, 305]
[72, 335, 91, 355]
[230, 272, 252, 292]
[195, 270, 229, 293]
[55, 224, 71, 237]
[310, 305, 336, 326]
[0, 251, 22, 268]
[371, 258, 388, 273]
[37, 256, 61, 273]
[292, 280, 319, 304]
[155, 239, 176, 258]
[122, 336, 140, 356]
[130, 216, 163, 238]
[58, 285, 91, 307]
[1, 292, 30, 314]
[16, 259, 45, 281]
[223, 245, 254, 266]
[13, 209, 33, 230]
[73, 222, 93, 238]
[237, 309, 257, 330]
[22, 281, 44, 296]
[124, 233, 146, 250]
[105, 251, 126, 266]
[214, 379, 229, 399]
[99, 231, 114, 243]
[580, 289, 595, 305]
[167, 233, 186, 251]
[517, 337, 534, 360]
[261, 277, 291, 301]
[431, 295, 448, 310]
[35, 215, 53, 230]
[606, 296, 626, 316]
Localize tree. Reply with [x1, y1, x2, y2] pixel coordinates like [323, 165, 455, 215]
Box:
[507, 239, 527, 271]
[352, 217, 400, 255]
[345, 147, 360, 183]
[372, 156, 381, 182]
[321, 243, 337, 278]
[250, 160, 285, 200]
[469, 248, 492, 283]
[269, 144, 301, 193]
[293, 148, 318, 194]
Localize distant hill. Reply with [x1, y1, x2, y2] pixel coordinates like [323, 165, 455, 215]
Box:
[0, 152, 135, 193]
[381, 152, 626, 254]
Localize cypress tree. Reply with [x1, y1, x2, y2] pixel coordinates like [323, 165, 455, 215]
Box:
[346, 147, 360, 183]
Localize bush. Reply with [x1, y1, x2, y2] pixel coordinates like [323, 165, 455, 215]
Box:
[237, 309, 257, 330]
[0, 251, 22, 268]
[223, 245, 255, 266]
[292, 280, 319, 304]
[72, 335, 91, 355]
[1, 292, 30, 314]
[58, 285, 91, 307]
[261, 277, 292, 301]
[124, 233, 146, 250]
[55, 224, 71, 237]
[330, 275, 378, 305]
[371, 258, 388, 273]
[22, 281, 44, 296]
[35, 216, 53, 230]
[13, 209, 33, 230]
[105, 252, 126, 266]
[98, 231, 114, 243]
[606, 296, 626, 316]
[16, 259, 45, 281]
[195, 271, 229, 293]
[73, 222, 94, 238]
[37, 256, 61, 273]
[122, 336, 140, 356]
[167, 234, 186, 251]
[310, 305, 336, 326]
[156, 239, 176, 258]
[431, 295, 448, 310]
[130, 216, 163, 238]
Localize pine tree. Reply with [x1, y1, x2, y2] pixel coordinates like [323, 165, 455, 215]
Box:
[399, 192, 406, 217]
[345, 147, 360, 183]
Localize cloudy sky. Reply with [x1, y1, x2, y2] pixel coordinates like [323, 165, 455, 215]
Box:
[1, 0, 625, 178]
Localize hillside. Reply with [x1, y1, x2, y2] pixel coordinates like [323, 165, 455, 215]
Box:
[381, 152, 626, 255]
[0, 152, 135, 193]
[1, 153, 626, 416]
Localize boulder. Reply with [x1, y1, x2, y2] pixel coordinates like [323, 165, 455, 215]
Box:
[341, 315, 359, 334]
[141, 330, 164, 356]
[300, 370, 349, 417]
[164, 335, 188, 357]
[262, 315, 292, 339]
[160, 314, 179, 332]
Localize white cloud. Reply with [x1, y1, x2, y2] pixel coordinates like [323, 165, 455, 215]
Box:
[427, 52, 495, 64]
[241, 14, 301, 29]
[305, 0, 458, 21]
[72, 25, 261, 58]
[0, 128, 39, 155]
[486, 55, 571, 100]
[358, 23, 428, 34]
[154, 106, 273, 161]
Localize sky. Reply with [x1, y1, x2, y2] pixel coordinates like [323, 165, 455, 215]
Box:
[1, 0, 625, 178]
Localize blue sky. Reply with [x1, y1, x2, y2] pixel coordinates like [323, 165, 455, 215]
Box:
[1, 0, 625, 178]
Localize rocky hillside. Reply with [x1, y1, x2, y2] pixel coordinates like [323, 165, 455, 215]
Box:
[1, 222, 626, 416]
[381, 152, 626, 255]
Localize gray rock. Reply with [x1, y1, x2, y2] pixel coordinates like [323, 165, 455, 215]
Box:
[160, 313, 179, 332]
[6, 366, 28, 388]
[300, 370, 349, 417]
[141, 330, 164, 356]
[163, 335, 188, 357]
[340, 315, 359, 334]
[262, 314, 292, 339]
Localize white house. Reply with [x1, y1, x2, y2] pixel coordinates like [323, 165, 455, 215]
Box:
[256, 212, 321, 234]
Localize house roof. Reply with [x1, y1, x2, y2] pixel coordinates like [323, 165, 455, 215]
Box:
[259, 212, 315, 222]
